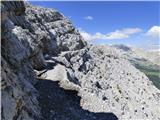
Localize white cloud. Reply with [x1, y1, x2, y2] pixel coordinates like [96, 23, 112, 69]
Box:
[121, 28, 142, 34]
[79, 28, 142, 41]
[105, 30, 129, 39]
[146, 26, 160, 37]
[84, 16, 93, 20]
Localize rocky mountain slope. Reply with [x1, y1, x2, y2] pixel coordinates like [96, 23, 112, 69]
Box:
[113, 44, 160, 89]
[1, 1, 160, 120]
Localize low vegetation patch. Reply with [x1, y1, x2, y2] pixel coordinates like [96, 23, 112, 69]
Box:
[134, 63, 160, 89]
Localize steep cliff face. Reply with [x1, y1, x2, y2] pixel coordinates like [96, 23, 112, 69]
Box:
[1, 1, 160, 120]
[1, 1, 41, 120]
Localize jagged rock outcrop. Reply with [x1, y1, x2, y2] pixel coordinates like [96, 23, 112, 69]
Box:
[48, 45, 160, 120]
[1, 1, 41, 120]
[1, 1, 160, 120]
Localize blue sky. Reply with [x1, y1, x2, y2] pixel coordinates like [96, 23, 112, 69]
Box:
[29, 1, 160, 51]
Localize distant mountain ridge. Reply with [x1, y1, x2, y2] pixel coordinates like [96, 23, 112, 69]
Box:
[113, 44, 160, 66]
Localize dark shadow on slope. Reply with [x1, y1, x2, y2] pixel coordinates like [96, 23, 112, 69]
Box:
[35, 79, 118, 120]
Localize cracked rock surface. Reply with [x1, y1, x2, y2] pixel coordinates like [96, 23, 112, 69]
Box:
[1, 1, 160, 120]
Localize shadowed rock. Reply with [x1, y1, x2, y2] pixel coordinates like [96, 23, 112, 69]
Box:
[35, 79, 118, 120]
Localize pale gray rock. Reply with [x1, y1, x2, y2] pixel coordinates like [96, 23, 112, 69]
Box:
[112, 44, 160, 90]
[50, 45, 160, 120]
[1, 56, 41, 120]
[1, 1, 42, 120]
[24, 3, 87, 54]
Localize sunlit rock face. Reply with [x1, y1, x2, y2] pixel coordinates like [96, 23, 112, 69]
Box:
[1, 1, 160, 120]
[51, 45, 160, 119]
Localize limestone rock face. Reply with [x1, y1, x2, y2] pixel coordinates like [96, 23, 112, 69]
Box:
[1, 1, 160, 120]
[1, 1, 87, 120]
[50, 45, 160, 120]
[1, 1, 41, 120]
